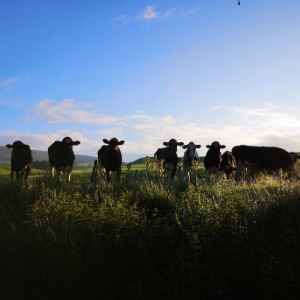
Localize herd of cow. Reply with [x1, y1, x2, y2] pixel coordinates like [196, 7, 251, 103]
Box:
[5, 137, 300, 183]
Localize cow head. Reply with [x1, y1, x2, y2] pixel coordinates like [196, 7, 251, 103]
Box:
[206, 141, 226, 150]
[6, 141, 31, 163]
[163, 138, 184, 154]
[289, 152, 300, 169]
[6, 141, 30, 150]
[182, 142, 201, 159]
[103, 138, 125, 151]
[61, 137, 81, 148]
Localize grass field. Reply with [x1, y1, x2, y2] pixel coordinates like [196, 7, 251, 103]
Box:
[1, 160, 300, 299]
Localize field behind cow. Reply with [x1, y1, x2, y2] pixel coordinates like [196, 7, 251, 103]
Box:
[1, 161, 300, 299]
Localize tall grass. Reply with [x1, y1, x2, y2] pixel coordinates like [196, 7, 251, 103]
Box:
[1, 169, 300, 299]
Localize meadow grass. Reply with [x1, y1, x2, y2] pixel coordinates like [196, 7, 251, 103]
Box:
[1, 163, 300, 299]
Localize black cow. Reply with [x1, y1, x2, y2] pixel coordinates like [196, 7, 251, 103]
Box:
[6, 141, 33, 181]
[220, 151, 237, 179]
[182, 142, 201, 182]
[48, 137, 81, 183]
[204, 141, 226, 181]
[154, 138, 184, 179]
[232, 145, 300, 174]
[98, 138, 125, 184]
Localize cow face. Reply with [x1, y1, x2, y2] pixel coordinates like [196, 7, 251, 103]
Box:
[103, 138, 125, 151]
[182, 142, 201, 159]
[62, 137, 81, 148]
[163, 138, 184, 154]
[206, 141, 226, 150]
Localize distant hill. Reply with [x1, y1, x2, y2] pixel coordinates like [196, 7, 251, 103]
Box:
[129, 156, 205, 165]
[0, 145, 97, 165]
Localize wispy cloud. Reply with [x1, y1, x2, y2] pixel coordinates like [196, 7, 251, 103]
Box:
[162, 8, 174, 18]
[180, 7, 200, 17]
[209, 106, 224, 110]
[113, 15, 131, 27]
[0, 77, 20, 86]
[138, 6, 158, 20]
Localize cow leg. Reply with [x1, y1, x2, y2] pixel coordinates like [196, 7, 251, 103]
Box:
[206, 170, 211, 182]
[25, 166, 31, 181]
[50, 166, 55, 178]
[66, 170, 71, 183]
[98, 163, 106, 184]
[10, 167, 14, 179]
[170, 165, 177, 179]
[116, 167, 121, 182]
[106, 170, 111, 184]
[15, 170, 21, 181]
[184, 168, 190, 182]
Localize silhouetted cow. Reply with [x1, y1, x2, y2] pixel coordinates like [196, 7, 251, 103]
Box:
[232, 145, 300, 174]
[204, 141, 226, 181]
[154, 138, 184, 179]
[98, 138, 125, 184]
[182, 142, 201, 182]
[220, 151, 237, 179]
[6, 141, 33, 181]
[48, 137, 80, 183]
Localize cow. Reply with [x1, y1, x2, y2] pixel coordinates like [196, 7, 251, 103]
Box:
[6, 141, 33, 181]
[204, 141, 226, 181]
[97, 138, 125, 184]
[182, 142, 201, 182]
[154, 138, 184, 179]
[220, 151, 237, 179]
[232, 145, 300, 176]
[48, 137, 80, 183]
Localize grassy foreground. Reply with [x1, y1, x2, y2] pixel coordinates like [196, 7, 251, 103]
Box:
[1, 164, 300, 299]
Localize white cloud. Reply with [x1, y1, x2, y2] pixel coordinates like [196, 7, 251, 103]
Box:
[23, 99, 120, 124]
[15, 101, 300, 161]
[138, 6, 158, 20]
[0, 77, 20, 86]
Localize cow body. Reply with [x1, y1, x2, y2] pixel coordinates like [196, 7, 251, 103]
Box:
[154, 139, 184, 179]
[98, 138, 125, 184]
[220, 151, 237, 179]
[182, 142, 201, 182]
[6, 141, 33, 181]
[232, 145, 300, 174]
[48, 137, 80, 183]
[204, 141, 226, 181]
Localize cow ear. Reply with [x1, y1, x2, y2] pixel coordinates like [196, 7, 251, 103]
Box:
[163, 142, 169, 146]
[6, 144, 13, 148]
[206, 145, 211, 148]
[73, 141, 80, 146]
[182, 145, 188, 149]
[118, 140, 125, 145]
[196, 145, 201, 148]
[177, 142, 184, 146]
[221, 145, 226, 149]
[103, 139, 109, 144]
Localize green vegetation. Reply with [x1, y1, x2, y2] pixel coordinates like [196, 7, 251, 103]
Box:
[1, 162, 300, 299]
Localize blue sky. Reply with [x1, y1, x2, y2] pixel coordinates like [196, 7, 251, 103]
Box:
[1, 0, 300, 162]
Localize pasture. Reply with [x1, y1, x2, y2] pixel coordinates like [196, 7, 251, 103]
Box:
[1, 159, 300, 299]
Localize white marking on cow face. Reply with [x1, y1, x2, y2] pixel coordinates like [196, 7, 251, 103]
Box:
[63, 137, 71, 144]
[187, 142, 196, 159]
